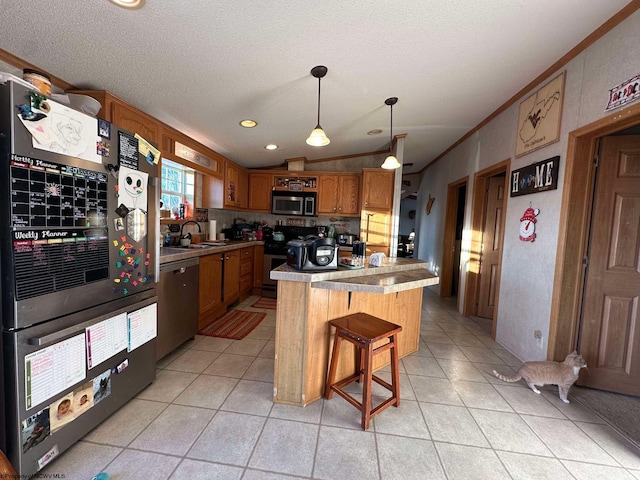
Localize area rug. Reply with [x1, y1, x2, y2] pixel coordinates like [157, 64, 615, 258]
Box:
[198, 310, 266, 340]
[570, 386, 640, 448]
[251, 297, 277, 310]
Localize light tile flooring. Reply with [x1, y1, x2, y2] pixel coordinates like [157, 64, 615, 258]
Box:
[41, 288, 640, 479]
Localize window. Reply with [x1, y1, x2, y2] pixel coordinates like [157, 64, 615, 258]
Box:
[161, 158, 194, 216]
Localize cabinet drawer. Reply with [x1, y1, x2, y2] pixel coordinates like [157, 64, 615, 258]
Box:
[239, 275, 252, 292]
[240, 247, 254, 260]
[240, 261, 252, 277]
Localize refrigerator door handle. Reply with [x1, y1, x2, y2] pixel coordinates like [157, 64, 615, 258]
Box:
[27, 323, 85, 347]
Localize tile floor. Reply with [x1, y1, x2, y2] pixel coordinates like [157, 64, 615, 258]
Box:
[41, 288, 640, 479]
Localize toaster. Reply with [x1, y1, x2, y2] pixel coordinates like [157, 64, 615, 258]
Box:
[286, 237, 338, 271]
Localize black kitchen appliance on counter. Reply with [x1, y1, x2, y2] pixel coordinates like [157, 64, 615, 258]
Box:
[262, 226, 328, 296]
[286, 237, 338, 271]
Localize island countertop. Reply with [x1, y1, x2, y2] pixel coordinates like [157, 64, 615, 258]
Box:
[270, 258, 438, 293]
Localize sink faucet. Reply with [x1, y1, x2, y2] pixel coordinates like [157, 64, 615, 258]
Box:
[180, 220, 201, 237]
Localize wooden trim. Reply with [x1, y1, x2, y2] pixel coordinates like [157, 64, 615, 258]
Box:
[441, 176, 468, 298]
[548, 102, 640, 360]
[463, 160, 510, 330]
[0, 48, 77, 91]
[419, 1, 640, 175]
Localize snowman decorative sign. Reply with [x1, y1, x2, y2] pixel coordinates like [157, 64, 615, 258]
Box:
[519, 207, 540, 242]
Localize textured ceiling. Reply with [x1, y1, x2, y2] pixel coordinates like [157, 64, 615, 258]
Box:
[0, 1, 632, 174]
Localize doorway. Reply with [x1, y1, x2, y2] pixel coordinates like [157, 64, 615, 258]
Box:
[549, 103, 640, 394]
[463, 160, 509, 339]
[577, 132, 640, 396]
[441, 178, 468, 299]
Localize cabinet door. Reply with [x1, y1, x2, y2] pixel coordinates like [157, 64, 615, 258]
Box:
[360, 208, 392, 247]
[223, 250, 240, 302]
[199, 254, 223, 314]
[224, 162, 239, 208]
[317, 175, 339, 215]
[253, 246, 264, 289]
[248, 173, 273, 211]
[362, 170, 394, 210]
[111, 102, 160, 143]
[237, 168, 249, 209]
[337, 175, 360, 215]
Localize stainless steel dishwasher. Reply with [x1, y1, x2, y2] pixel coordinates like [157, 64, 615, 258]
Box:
[157, 257, 199, 360]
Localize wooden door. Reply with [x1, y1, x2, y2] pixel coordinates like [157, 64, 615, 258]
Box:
[111, 102, 160, 143]
[237, 168, 249, 209]
[317, 175, 339, 214]
[223, 250, 240, 302]
[362, 170, 394, 210]
[477, 175, 505, 319]
[248, 173, 273, 211]
[578, 135, 640, 395]
[338, 175, 360, 215]
[360, 208, 392, 248]
[199, 254, 223, 314]
[224, 162, 239, 208]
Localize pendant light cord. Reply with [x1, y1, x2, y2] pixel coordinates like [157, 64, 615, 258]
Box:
[389, 102, 393, 151]
[316, 76, 321, 127]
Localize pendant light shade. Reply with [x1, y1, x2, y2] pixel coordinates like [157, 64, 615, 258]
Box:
[306, 66, 330, 146]
[381, 97, 401, 169]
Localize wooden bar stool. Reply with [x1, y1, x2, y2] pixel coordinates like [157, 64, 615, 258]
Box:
[325, 312, 402, 430]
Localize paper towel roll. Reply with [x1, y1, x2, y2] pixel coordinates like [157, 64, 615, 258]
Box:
[208, 220, 217, 240]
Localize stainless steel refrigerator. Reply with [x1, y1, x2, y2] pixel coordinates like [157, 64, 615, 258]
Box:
[0, 80, 160, 476]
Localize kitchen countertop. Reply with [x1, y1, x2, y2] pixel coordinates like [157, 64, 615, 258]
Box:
[160, 240, 264, 264]
[270, 257, 438, 293]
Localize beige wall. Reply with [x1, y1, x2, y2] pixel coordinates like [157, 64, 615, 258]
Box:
[415, 10, 640, 362]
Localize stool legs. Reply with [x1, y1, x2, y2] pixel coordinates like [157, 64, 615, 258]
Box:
[325, 326, 401, 430]
[361, 342, 374, 430]
[325, 332, 342, 400]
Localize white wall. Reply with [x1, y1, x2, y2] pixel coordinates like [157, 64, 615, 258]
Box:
[415, 10, 640, 362]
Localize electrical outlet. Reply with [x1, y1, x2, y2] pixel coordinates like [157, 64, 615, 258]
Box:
[534, 330, 543, 349]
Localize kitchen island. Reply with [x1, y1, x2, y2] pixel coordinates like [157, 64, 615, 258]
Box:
[270, 258, 438, 406]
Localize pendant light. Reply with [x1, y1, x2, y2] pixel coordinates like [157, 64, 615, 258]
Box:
[381, 97, 401, 169]
[306, 66, 330, 146]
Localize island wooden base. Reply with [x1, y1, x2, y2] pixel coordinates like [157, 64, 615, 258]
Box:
[274, 280, 423, 406]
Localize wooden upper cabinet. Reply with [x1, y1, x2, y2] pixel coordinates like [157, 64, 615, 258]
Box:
[338, 174, 360, 215]
[237, 167, 249, 210]
[224, 161, 248, 209]
[111, 102, 160, 143]
[361, 169, 394, 210]
[317, 173, 360, 216]
[67, 90, 160, 143]
[248, 173, 273, 211]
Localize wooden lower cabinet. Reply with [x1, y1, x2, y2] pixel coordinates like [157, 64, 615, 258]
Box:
[198, 253, 224, 330]
[223, 250, 240, 303]
[239, 247, 254, 294]
[360, 208, 392, 256]
[198, 248, 241, 330]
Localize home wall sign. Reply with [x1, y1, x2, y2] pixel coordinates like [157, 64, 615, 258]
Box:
[510, 156, 559, 197]
[515, 71, 565, 157]
[605, 73, 640, 111]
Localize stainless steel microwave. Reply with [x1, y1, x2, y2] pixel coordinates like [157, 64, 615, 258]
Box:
[271, 191, 316, 216]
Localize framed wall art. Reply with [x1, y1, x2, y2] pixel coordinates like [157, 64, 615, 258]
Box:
[515, 71, 565, 157]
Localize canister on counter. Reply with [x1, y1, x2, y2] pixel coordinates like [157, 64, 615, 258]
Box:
[23, 69, 52, 96]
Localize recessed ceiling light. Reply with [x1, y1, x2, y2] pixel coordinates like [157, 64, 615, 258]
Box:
[265, 144, 278, 150]
[240, 119, 257, 128]
[108, 0, 145, 9]
[367, 129, 383, 136]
